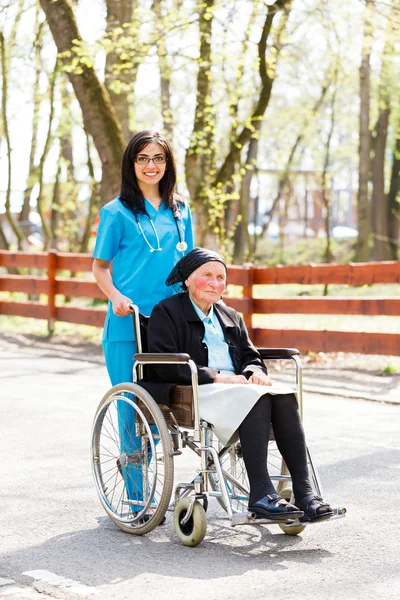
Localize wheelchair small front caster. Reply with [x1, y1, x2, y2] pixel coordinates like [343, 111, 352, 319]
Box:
[278, 487, 306, 536]
[173, 497, 207, 547]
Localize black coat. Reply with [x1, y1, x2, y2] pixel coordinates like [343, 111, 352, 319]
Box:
[146, 292, 268, 389]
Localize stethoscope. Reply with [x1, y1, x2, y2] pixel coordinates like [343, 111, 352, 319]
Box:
[135, 209, 188, 253]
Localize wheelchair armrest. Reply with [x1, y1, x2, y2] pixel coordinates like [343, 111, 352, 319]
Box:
[134, 352, 191, 363]
[257, 348, 300, 359]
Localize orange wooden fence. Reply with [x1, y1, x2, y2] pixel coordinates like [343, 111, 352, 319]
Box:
[1, 250, 400, 356]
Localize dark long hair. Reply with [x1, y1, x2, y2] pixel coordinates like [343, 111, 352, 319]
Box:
[119, 130, 182, 216]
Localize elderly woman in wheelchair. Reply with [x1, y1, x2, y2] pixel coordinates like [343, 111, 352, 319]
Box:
[91, 248, 343, 546]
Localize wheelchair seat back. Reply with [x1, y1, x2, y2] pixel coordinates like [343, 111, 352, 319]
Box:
[134, 310, 195, 429]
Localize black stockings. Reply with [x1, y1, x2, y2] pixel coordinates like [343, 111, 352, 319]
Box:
[238, 393, 313, 505]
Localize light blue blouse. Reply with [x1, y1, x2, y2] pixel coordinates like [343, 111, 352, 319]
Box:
[94, 197, 194, 341]
[190, 299, 235, 372]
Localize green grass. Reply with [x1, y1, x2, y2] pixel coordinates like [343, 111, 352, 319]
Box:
[250, 237, 356, 266]
[0, 315, 103, 344]
[252, 283, 400, 298]
[252, 313, 400, 333]
[380, 363, 399, 375]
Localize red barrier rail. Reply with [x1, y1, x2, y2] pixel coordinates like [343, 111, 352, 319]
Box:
[1, 250, 399, 355]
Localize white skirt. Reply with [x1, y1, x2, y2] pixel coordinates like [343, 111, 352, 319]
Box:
[198, 374, 296, 447]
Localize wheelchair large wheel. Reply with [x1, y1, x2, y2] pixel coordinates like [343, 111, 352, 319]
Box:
[91, 383, 174, 535]
[208, 434, 289, 513]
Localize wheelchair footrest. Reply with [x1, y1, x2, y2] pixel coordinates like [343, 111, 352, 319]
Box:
[231, 506, 346, 527]
[231, 512, 298, 526]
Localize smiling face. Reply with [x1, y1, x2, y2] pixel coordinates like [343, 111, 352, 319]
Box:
[185, 261, 227, 314]
[133, 142, 167, 188]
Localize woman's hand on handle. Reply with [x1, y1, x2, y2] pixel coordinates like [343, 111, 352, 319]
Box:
[111, 292, 133, 317]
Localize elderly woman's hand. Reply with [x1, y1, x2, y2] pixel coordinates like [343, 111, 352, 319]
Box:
[214, 374, 248, 384]
[248, 372, 273, 386]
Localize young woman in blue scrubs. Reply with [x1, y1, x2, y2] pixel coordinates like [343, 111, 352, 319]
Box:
[92, 130, 194, 510]
[93, 130, 194, 385]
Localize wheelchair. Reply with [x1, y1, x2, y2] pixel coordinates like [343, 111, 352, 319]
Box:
[91, 305, 346, 547]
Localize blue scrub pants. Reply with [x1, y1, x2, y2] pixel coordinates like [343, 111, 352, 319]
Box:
[103, 340, 154, 512]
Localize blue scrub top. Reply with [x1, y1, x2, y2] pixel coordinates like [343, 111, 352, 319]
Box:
[93, 197, 194, 341]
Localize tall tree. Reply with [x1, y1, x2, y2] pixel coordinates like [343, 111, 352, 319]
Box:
[261, 77, 330, 237]
[371, 5, 396, 261]
[213, 0, 293, 190]
[387, 113, 400, 260]
[186, 0, 293, 245]
[152, 0, 174, 140]
[321, 65, 339, 263]
[228, 0, 261, 262]
[36, 63, 58, 250]
[355, 0, 374, 261]
[20, 4, 44, 233]
[234, 132, 259, 263]
[184, 0, 216, 244]
[0, 30, 26, 247]
[0, 0, 26, 248]
[104, 0, 135, 141]
[39, 0, 125, 202]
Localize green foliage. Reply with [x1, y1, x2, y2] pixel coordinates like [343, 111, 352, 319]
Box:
[380, 363, 399, 375]
[1, 0, 399, 260]
[250, 236, 355, 266]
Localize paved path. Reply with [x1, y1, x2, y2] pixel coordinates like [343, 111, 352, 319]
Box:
[1, 332, 399, 600]
[273, 362, 400, 405]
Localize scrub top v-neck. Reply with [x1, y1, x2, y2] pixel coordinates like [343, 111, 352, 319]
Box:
[93, 197, 194, 341]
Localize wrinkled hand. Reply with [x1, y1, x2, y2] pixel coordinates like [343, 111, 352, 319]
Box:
[111, 292, 133, 316]
[248, 372, 272, 386]
[214, 374, 248, 384]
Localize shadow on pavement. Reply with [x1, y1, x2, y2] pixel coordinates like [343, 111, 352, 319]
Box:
[3, 517, 332, 589]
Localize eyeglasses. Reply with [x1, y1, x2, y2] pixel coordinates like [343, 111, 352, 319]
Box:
[134, 155, 167, 165]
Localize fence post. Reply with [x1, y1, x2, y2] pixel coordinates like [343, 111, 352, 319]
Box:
[242, 264, 254, 336]
[47, 250, 57, 334]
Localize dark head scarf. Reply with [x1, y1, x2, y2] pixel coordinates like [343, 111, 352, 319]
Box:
[165, 247, 227, 292]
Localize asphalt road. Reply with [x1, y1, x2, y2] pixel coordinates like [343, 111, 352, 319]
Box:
[1, 334, 399, 600]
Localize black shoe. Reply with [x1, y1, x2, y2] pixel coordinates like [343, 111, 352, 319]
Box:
[296, 494, 334, 522]
[249, 494, 304, 521]
[136, 514, 166, 526]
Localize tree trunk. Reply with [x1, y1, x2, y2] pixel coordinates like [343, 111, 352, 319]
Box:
[152, 0, 174, 140]
[0, 221, 9, 250]
[184, 0, 216, 245]
[0, 31, 25, 247]
[371, 107, 390, 260]
[387, 123, 400, 260]
[223, 1, 259, 236]
[355, 0, 374, 262]
[50, 159, 61, 251]
[214, 0, 293, 189]
[371, 12, 394, 261]
[58, 76, 80, 251]
[261, 77, 329, 237]
[20, 9, 44, 233]
[39, 0, 125, 202]
[79, 129, 101, 253]
[104, 0, 135, 142]
[36, 65, 58, 250]
[321, 65, 338, 263]
[233, 127, 260, 263]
